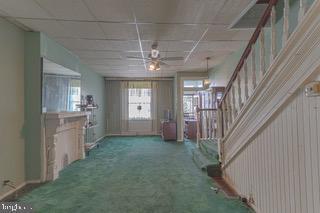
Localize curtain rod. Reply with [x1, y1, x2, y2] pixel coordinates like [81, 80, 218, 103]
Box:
[104, 77, 174, 81]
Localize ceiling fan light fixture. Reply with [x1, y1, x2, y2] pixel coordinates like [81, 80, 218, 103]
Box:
[155, 62, 160, 71]
[149, 62, 156, 71]
[148, 61, 160, 71]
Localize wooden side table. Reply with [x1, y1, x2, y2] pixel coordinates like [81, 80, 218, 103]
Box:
[161, 120, 177, 141]
[185, 120, 197, 139]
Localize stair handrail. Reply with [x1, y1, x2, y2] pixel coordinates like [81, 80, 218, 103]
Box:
[219, 0, 278, 108]
[218, 0, 316, 138]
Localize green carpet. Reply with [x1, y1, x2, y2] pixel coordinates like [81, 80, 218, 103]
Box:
[20, 136, 252, 213]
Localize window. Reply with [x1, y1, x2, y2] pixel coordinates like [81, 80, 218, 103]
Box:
[128, 88, 151, 120]
[68, 80, 81, 111]
[184, 80, 203, 88]
[183, 94, 198, 120]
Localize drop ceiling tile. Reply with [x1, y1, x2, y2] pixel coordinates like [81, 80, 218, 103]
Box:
[101, 71, 173, 78]
[195, 41, 246, 52]
[121, 51, 145, 59]
[88, 64, 129, 70]
[1, 0, 254, 78]
[0, 0, 51, 18]
[232, 29, 254, 40]
[128, 65, 146, 71]
[161, 51, 189, 59]
[203, 25, 253, 41]
[138, 24, 207, 41]
[203, 25, 237, 41]
[84, 0, 134, 22]
[82, 58, 144, 66]
[163, 65, 200, 72]
[58, 21, 105, 39]
[86, 65, 111, 71]
[232, 4, 268, 29]
[100, 23, 138, 40]
[16, 19, 70, 37]
[187, 51, 232, 67]
[35, 0, 95, 20]
[141, 41, 167, 52]
[190, 50, 232, 61]
[133, 0, 225, 24]
[162, 61, 184, 66]
[74, 50, 122, 59]
[56, 38, 140, 51]
[165, 41, 195, 52]
[141, 40, 194, 52]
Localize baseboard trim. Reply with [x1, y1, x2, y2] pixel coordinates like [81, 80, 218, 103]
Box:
[0, 182, 26, 201]
[0, 179, 43, 201]
[223, 173, 259, 212]
[25, 180, 42, 184]
[95, 135, 107, 143]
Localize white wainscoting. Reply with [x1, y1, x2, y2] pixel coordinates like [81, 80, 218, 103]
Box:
[221, 2, 320, 212]
[224, 88, 320, 213]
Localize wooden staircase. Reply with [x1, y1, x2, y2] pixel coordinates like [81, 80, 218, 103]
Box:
[192, 139, 222, 177]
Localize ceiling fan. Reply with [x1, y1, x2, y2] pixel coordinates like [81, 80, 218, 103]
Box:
[126, 42, 184, 71]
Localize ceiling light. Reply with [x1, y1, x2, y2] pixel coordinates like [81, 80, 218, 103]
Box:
[148, 61, 161, 71]
[155, 61, 160, 71]
[149, 62, 156, 71]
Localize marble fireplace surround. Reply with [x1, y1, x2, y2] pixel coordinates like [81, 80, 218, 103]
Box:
[41, 112, 88, 181]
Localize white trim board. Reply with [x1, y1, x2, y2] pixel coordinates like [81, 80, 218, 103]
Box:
[0, 180, 41, 201]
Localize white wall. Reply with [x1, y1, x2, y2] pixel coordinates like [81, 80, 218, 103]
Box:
[0, 17, 25, 197]
[224, 87, 320, 213]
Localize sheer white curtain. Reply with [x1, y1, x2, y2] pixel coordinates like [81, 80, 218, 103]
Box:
[106, 80, 173, 135]
[155, 80, 173, 133]
[105, 80, 121, 134]
[151, 81, 158, 133]
[120, 81, 129, 134]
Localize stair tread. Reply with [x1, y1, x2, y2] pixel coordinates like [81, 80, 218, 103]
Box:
[200, 140, 218, 151]
[199, 140, 219, 160]
[192, 148, 219, 169]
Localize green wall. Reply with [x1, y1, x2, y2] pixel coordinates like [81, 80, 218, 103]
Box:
[24, 32, 42, 181]
[0, 17, 26, 197]
[24, 32, 107, 181]
[78, 65, 106, 139]
[40, 34, 107, 139]
[208, 47, 245, 87]
[208, 0, 300, 87]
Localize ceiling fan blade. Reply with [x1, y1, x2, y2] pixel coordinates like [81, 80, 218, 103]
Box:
[160, 56, 184, 61]
[126, 56, 150, 60]
[159, 61, 169, 66]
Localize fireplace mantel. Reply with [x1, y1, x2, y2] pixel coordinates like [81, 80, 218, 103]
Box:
[41, 112, 88, 181]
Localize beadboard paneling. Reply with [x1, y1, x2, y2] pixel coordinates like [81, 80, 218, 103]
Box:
[224, 88, 320, 213]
